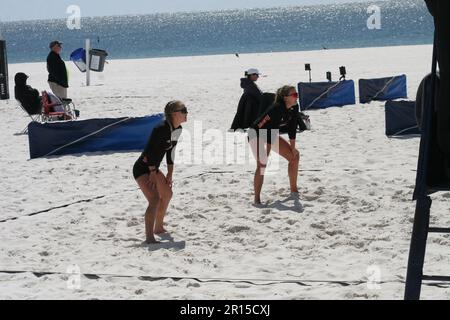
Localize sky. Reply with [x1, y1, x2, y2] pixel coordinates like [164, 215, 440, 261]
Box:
[0, 0, 376, 22]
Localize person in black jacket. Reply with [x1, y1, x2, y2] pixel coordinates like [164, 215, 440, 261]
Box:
[230, 68, 263, 130]
[425, 0, 450, 179]
[14, 72, 42, 115]
[47, 40, 68, 99]
[133, 100, 187, 244]
[424, 1, 450, 163]
[248, 85, 300, 205]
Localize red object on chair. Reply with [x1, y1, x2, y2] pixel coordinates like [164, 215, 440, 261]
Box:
[41, 91, 70, 121]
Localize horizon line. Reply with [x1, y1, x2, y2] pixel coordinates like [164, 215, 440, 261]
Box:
[0, 0, 386, 23]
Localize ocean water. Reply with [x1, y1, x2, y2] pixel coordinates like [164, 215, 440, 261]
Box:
[0, 0, 434, 64]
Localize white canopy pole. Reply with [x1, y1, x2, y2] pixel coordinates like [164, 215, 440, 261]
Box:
[86, 38, 91, 86]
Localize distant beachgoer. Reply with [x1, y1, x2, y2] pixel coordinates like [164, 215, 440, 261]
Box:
[248, 85, 300, 205]
[133, 101, 188, 244]
[425, 0, 450, 164]
[230, 68, 263, 130]
[47, 40, 68, 99]
[14, 72, 42, 115]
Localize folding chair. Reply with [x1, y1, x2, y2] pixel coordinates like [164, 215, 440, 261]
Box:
[15, 99, 43, 135]
[61, 98, 80, 118]
[41, 91, 78, 122]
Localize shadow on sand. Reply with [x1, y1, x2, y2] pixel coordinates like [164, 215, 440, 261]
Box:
[126, 233, 186, 251]
[140, 233, 186, 252]
[267, 193, 304, 213]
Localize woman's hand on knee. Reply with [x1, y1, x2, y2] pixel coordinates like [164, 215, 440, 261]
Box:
[257, 161, 267, 169]
[287, 148, 299, 162]
[148, 172, 157, 190]
[166, 174, 173, 188]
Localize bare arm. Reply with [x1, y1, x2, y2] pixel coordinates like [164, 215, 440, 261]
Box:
[167, 165, 174, 177]
[290, 139, 296, 150]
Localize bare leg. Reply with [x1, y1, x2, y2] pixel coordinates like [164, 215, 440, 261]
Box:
[274, 137, 300, 193]
[144, 205, 159, 243]
[155, 197, 171, 234]
[136, 175, 160, 244]
[249, 138, 271, 204]
[154, 172, 173, 234]
[254, 164, 265, 204]
[289, 155, 300, 193]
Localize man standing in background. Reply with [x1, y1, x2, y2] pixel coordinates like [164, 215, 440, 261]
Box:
[47, 40, 68, 99]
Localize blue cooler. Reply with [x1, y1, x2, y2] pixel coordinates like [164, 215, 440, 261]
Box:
[70, 48, 87, 72]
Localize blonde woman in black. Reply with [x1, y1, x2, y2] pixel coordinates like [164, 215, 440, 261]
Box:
[133, 101, 188, 243]
[249, 85, 300, 205]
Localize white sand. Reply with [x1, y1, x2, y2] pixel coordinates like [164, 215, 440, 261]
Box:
[2, 44, 450, 300]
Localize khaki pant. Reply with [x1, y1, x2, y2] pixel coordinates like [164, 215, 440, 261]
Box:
[48, 82, 68, 99]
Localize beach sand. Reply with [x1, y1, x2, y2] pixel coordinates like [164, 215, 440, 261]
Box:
[2, 44, 450, 300]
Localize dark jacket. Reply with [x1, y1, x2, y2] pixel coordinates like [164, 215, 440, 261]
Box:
[425, 0, 436, 16]
[139, 120, 182, 168]
[47, 51, 68, 88]
[424, 0, 450, 160]
[230, 78, 263, 130]
[251, 101, 299, 141]
[14, 73, 42, 115]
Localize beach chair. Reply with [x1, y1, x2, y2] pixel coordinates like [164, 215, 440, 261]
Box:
[15, 99, 43, 135]
[41, 91, 78, 122]
[14, 81, 44, 134]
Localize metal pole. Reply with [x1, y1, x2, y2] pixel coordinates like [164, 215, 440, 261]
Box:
[404, 196, 432, 300]
[86, 38, 91, 87]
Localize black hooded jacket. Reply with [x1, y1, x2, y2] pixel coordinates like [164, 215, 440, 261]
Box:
[14, 73, 42, 115]
[230, 78, 263, 130]
[250, 101, 299, 142]
[47, 51, 68, 88]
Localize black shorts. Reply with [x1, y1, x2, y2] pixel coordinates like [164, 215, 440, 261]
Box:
[133, 160, 150, 180]
[248, 128, 279, 145]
